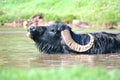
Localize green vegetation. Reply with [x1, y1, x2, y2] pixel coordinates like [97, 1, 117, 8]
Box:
[0, 0, 120, 27]
[0, 66, 120, 80]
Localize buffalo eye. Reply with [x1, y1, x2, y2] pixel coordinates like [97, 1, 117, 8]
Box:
[50, 29, 56, 33]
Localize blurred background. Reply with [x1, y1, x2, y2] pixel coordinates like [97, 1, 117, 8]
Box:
[0, 0, 120, 29]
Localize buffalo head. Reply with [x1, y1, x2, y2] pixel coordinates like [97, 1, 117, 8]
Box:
[27, 23, 94, 54]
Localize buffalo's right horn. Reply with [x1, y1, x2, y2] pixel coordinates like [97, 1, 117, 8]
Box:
[61, 29, 94, 52]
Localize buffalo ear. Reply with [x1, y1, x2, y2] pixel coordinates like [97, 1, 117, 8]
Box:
[36, 26, 46, 35]
[57, 23, 71, 31]
[41, 27, 46, 32]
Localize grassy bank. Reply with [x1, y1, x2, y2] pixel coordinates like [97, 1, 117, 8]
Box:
[0, 66, 120, 80]
[0, 0, 120, 27]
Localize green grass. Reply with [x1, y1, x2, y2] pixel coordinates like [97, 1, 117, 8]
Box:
[0, 0, 120, 27]
[0, 66, 120, 80]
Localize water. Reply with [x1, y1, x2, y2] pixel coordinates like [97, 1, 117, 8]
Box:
[0, 52, 120, 69]
[0, 27, 120, 69]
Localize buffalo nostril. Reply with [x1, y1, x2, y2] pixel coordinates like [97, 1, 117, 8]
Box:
[29, 26, 36, 31]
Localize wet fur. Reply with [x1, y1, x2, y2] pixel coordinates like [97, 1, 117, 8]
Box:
[28, 23, 120, 54]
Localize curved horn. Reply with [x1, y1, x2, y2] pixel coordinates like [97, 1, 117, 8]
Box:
[61, 29, 94, 52]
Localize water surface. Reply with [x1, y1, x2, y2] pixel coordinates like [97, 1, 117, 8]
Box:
[0, 27, 120, 69]
[1, 52, 120, 69]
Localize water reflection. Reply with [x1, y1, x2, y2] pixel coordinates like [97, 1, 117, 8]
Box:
[36, 54, 120, 69]
[0, 52, 120, 69]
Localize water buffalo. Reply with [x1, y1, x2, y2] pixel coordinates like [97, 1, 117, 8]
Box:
[27, 23, 120, 54]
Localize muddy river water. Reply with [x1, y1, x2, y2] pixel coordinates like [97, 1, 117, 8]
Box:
[0, 29, 120, 69]
[0, 52, 120, 69]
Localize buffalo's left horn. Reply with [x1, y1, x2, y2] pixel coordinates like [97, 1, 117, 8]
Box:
[61, 29, 94, 52]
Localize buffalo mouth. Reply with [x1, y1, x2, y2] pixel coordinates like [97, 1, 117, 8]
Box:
[61, 29, 94, 52]
[26, 26, 37, 37]
[26, 26, 46, 38]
